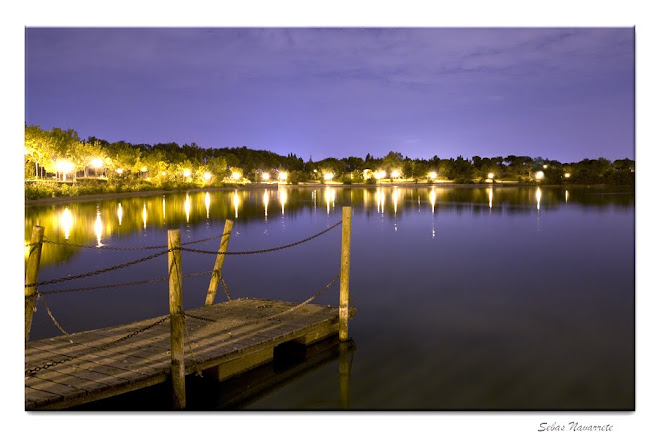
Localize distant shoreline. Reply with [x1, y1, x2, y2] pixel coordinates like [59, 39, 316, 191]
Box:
[24, 181, 630, 207]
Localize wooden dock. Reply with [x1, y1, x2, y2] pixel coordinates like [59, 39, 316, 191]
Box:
[25, 298, 341, 410]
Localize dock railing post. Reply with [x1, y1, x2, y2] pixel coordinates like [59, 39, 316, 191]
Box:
[25, 225, 44, 342]
[168, 229, 186, 410]
[339, 206, 351, 341]
[205, 219, 234, 306]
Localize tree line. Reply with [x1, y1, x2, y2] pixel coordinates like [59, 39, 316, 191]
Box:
[25, 124, 635, 187]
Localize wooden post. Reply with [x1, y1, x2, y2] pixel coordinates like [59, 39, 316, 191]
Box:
[25, 226, 44, 342]
[339, 206, 351, 341]
[205, 219, 234, 306]
[168, 229, 186, 410]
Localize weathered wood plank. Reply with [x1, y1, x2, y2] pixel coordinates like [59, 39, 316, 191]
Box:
[25, 298, 339, 410]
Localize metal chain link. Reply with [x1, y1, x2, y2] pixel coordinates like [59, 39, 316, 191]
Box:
[182, 313, 202, 376]
[25, 232, 231, 250]
[25, 314, 171, 377]
[181, 220, 342, 256]
[24, 249, 170, 288]
[32, 270, 213, 296]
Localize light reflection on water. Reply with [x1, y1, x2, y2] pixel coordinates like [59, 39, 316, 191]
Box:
[24, 185, 634, 410]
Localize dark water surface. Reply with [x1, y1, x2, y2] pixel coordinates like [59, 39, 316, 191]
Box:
[25, 185, 634, 410]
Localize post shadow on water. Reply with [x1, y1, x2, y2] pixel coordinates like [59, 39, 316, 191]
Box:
[71, 337, 356, 411]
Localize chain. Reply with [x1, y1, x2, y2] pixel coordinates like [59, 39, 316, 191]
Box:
[25, 232, 231, 250]
[32, 270, 213, 296]
[24, 250, 170, 288]
[25, 315, 171, 377]
[182, 313, 202, 376]
[181, 220, 342, 256]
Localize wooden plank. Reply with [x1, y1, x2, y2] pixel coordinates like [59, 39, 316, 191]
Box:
[25, 298, 341, 410]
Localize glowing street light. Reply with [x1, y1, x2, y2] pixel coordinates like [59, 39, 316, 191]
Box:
[262, 172, 270, 181]
[428, 172, 437, 180]
[278, 172, 288, 182]
[204, 172, 212, 181]
[183, 169, 192, 178]
[161, 171, 167, 176]
[375, 170, 386, 180]
[91, 158, 103, 169]
[324, 172, 334, 181]
[391, 170, 400, 179]
[56, 160, 74, 181]
[141, 167, 147, 172]
[487, 172, 495, 180]
[564, 173, 571, 178]
[231, 172, 241, 181]
[535, 171, 545, 181]
[543, 164, 548, 169]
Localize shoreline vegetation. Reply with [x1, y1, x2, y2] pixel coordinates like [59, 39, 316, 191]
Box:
[24, 125, 635, 202]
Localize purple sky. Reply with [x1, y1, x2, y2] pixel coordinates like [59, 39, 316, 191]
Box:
[25, 27, 634, 162]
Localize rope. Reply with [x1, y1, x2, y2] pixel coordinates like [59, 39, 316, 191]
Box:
[219, 276, 232, 300]
[32, 270, 213, 296]
[266, 273, 340, 320]
[36, 293, 70, 336]
[24, 250, 170, 288]
[181, 220, 342, 256]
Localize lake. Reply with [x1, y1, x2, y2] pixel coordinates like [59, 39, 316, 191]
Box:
[24, 185, 635, 410]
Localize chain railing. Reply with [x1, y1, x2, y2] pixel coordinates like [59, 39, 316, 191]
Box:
[24, 208, 353, 410]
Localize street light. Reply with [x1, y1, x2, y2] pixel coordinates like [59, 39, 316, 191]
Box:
[428, 172, 437, 180]
[391, 170, 400, 179]
[204, 172, 212, 181]
[91, 158, 103, 169]
[487, 172, 495, 180]
[279, 172, 288, 182]
[324, 172, 334, 181]
[183, 169, 191, 178]
[232, 172, 241, 181]
[56, 160, 74, 182]
[535, 171, 544, 180]
[564, 173, 571, 178]
[262, 173, 270, 181]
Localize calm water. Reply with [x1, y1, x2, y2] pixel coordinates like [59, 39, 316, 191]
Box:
[25, 185, 635, 410]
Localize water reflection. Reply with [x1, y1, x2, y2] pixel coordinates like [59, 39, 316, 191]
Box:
[376, 188, 385, 214]
[429, 188, 436, 213]
[279, 188, 287, 215]
[60, 207, 73, 239]
[325, 187, 336, 215]
[233, 190, 240, 219]
[263, 189, 270, 220]
[184, 193, 191, 223]
[26, 186, 634, 267]
[117, 203, 123, 226]
[94, 210, 103, 247]
[392, 187, 399, 216]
